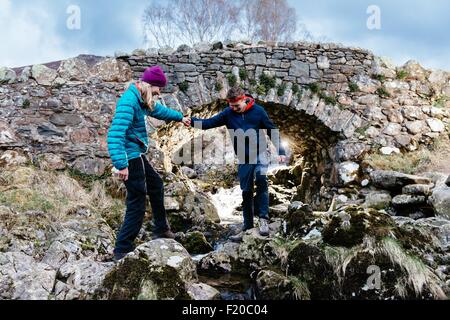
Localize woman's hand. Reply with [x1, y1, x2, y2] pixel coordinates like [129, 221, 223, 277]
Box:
[115, 168, 129, 181]
[182, 117, 191, 127]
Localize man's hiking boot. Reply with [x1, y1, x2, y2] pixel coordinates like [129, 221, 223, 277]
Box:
[259, 218, 269, 237]
[153, 230, 176, 240]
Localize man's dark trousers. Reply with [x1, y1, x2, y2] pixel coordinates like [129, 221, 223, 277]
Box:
[114, 155, 169, 255]
[238, 163, 269, 230]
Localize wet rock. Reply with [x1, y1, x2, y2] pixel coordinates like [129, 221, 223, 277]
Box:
[99, 239, 197, 300]
[285, 201, 314, 235]
[412, 218, 450, 250]
[236, 226, 282, 269]
[363, 192, 392, 210]
[0, 252, 56, 300]
[392, 195, 427, 207]
[370, 170, 431, 191]
[198, 243, 240, 275]
[322, 206, 395, 247]
[176, 231, 213, 255]
[256, 270, 308, 300]
[429, 187, 450, 220]
[402, 184, 433, 196]
[340, 238, 445, 300]
[287, 241, 339, 299]
[186, 283, 221, 300]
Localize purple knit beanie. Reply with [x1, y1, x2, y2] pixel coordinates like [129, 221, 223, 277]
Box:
[141, 66, 167, 88]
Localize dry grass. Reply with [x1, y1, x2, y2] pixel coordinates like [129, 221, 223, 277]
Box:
[364, 135, 450, 175]
[0, 165, 125, 227]
[323, 236, 446, 299]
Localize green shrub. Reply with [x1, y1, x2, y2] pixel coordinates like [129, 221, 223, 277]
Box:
[396, 70, 409, 80]
[256, 84, 267, 96]
[349, 82, 359, 93]
[249, 79, 257, 86]
[215, 82, 223, 92]
[22, 99, 31, 108]
[179, 81, 189, 93]
[227, 74, 238, 87]
[239, 68, 248, 81]
[307, 82, 321, 94]
[376, 87, 391, 98]
[372, 74, 386, 82]
[433, 95, 449, 108]
[277, 83, 287, 96]
[323, 95, 337, 106]
[259, 73, 276, 90]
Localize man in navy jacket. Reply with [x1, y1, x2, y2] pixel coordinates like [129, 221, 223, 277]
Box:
[190, 86, 287, 240]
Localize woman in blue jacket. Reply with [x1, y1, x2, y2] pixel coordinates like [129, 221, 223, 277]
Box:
[107, 66, 190, 261]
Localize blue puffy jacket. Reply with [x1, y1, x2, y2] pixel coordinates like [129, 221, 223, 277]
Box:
[107, 83, 183, 170]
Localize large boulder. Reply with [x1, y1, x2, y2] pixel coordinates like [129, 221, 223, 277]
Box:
[0, 66, 16, 84]
[370, 170, 431, 191]
[90, 58, 132, 82]
[58, 57, 90, 81]
[54, 258, 114, 300]
[0, 252, 56, 300]
[31, 64, 58, 86]
[198, 243, 241, 275]
[98, 239, 197, 300]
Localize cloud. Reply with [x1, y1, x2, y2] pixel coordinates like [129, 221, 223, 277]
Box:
[291, 0, 450, 70]
[0, 0, 74, 67]
[1, 0, 449, 70]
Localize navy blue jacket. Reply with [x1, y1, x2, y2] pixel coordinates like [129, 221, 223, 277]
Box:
[191, 103, 286, 164]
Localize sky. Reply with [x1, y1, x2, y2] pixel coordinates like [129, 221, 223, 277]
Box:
[0, 0, 449, 70]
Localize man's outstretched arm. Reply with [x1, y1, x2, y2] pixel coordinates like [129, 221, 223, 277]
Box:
[190, 110, 228, 130]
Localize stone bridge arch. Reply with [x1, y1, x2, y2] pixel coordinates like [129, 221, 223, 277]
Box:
[0, 41, 448, 210]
